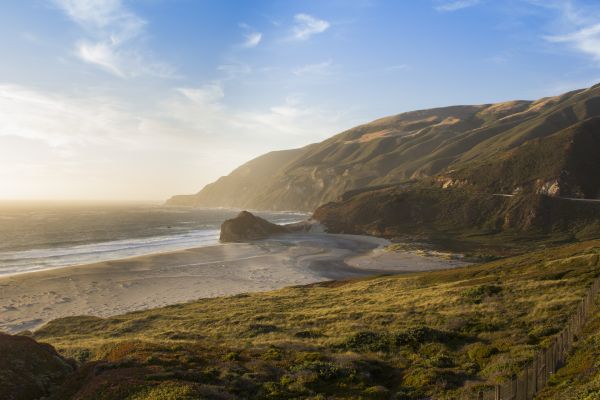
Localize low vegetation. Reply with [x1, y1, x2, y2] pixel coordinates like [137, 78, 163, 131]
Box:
[28, 240, 600, 399]
[536, 298, 600, 400]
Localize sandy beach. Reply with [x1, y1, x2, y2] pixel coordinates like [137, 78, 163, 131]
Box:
[0, 233, 470, 334]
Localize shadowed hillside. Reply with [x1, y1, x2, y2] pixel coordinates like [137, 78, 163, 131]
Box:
[168, 84, 600, 211]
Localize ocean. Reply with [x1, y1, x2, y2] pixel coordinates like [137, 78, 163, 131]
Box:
[0, 202, 308, 276]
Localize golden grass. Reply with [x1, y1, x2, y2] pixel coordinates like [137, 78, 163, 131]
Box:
[34, 240, 600, 399]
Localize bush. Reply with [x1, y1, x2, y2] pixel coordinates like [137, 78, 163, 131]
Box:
[467, 343, 498, 365]
[245, 324, 279, 336]
[342, 331, 391, 352]
[292, 361, 345, 381]
[342, 327, 454, 353]
[461, 285, 502, 304]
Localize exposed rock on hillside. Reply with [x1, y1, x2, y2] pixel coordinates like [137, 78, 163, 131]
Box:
[0, 333, 74, 400]
[313, 185, 600, 242]
[220, 211, 289, 242]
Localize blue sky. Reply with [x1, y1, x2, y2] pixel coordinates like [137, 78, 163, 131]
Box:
[1, 0, 600, 200]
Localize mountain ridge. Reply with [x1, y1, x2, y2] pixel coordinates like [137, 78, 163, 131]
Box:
[167, 84, 599, 212]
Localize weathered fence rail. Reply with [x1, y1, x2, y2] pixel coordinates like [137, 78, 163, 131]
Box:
[466, 274, 600, 400]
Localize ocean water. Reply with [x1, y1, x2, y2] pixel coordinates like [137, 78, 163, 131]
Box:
[0, 203, 308, 276]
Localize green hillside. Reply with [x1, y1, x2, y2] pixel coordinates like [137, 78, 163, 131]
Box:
[167, 84, 600, 211]
[10, 240, 598, 399]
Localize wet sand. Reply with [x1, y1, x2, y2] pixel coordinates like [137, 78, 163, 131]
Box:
[0, 233, 470, 333]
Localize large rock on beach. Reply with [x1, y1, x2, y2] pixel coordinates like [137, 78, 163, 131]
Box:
[220, 211, 289, 242]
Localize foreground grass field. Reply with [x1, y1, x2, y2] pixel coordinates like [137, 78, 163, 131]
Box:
[34, 240, 600, 399]
[536, 295, 600, 400]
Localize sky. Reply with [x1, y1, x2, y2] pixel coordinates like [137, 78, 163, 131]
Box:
[1, 0, 600, 201]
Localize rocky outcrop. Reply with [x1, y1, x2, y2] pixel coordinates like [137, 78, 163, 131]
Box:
[220, 211, 289, 242]
[313, 185, 600, 241]
[0, 333, 74, 400]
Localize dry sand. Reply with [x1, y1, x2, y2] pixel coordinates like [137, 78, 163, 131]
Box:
[0, 233, 470, 334]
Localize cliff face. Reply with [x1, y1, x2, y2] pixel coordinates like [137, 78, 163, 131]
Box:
[312, 186, 600, 242]
[167, 84, 600, 211]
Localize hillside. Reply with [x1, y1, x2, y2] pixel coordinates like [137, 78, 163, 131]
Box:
[168, 84, 600, 211]
[6, 240, 597, 399]
[536, 291, 600, 399]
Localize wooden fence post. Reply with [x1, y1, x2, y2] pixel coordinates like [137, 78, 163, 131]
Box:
[533, 355, 538, 394]
[524, 365, 529, 400]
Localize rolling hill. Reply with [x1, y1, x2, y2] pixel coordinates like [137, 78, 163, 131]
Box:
[167, 84, 600, 212]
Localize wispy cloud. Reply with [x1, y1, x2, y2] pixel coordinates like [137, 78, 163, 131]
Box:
[546, 23, 600, 61]
[239, 23, 262, 48]
[52, 0, 175, 78]
[434, 0, 481, 12]
[0, 83, 139, 147]
[292, 60, 333, 76]
[385, 64, 409, 71]
[539, 0, 600, 63]
[217, 63, 252, 80]
[242, 32, 263, 48]
[291, 13, 330, 40]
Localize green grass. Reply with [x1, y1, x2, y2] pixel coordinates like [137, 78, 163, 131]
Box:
[536, 293, 600, 400]
[35, 240, 600, 399]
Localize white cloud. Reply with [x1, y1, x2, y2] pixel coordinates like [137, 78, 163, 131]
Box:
[77, 41, 125, 76]
[292, 60, 333, 76]
[538, 1, 600, 63]
[52, 0, 174, 78]
[291, 13, 330, 40]
[177, 84, 225, 108]
[435, 0, 481, 12]
[242, 32, 262, 48]
[0, 81, 349, 199]
[238, 22, 262, 48]
[546, 23, 600, 61]
[0, 84, 141, 147]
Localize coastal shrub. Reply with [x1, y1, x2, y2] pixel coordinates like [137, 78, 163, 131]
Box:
[128, 383, 197, 400]
[426, 352, 454, 368]
[294, 330, 323, 338]
[223, 351, 241, 361]
[455, 317, 503, 334]
[466, 343, 498, 366]
[262, 345, 283, 360]
[245, 324, 279, 336]
[294, 352, 325, 363]
[402, 367, 437, 387]
[527, 325, 561, 344]
[392, 326, 452, 348]
[362, 385, 390, 399]
[342, 331, 391, 352]
[341, 327, 455, 353]
[292, 361, 345, 381]
[461, 284, 502, 304]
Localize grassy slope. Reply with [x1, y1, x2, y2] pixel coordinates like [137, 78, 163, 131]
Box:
[536, 294, 600, 400]
[35, 241, 600, 399]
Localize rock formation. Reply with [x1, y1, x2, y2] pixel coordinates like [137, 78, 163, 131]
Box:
[0, 333, 74, 400]
[220, 211, 289, 242]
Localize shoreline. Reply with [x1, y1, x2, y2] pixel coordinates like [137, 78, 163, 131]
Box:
[0, 232, 470, 334]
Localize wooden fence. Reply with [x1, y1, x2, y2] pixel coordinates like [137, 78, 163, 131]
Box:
[462, 274, 600, 400]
